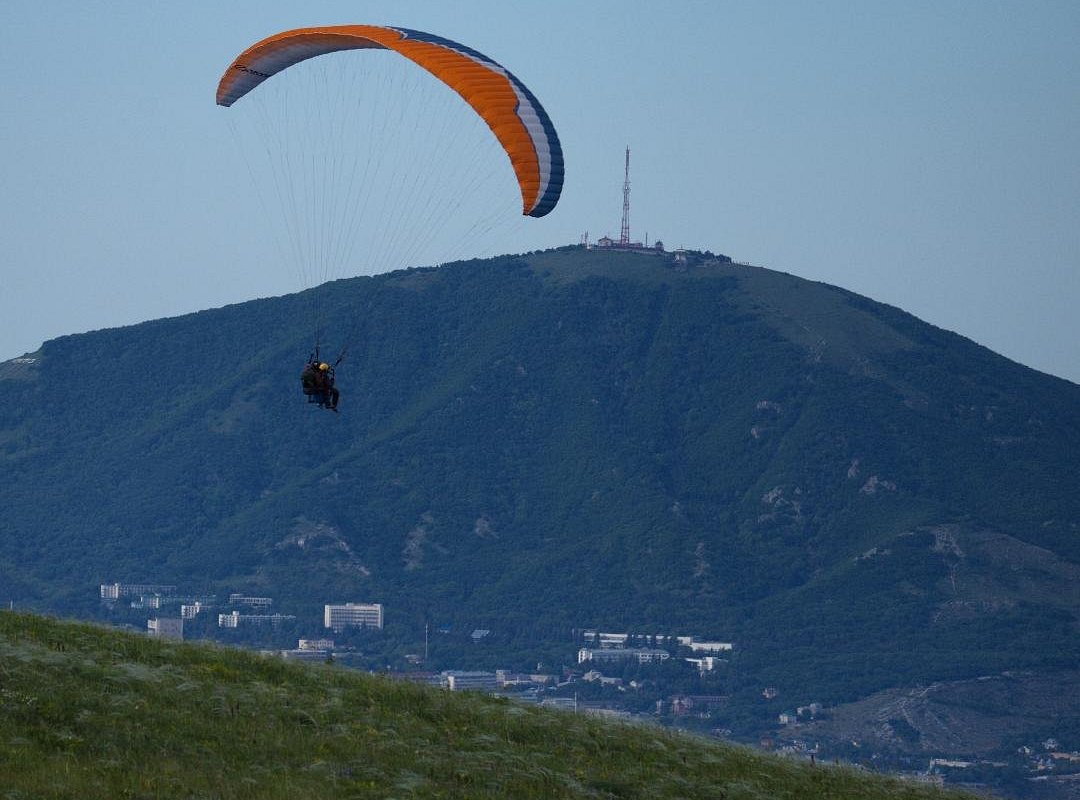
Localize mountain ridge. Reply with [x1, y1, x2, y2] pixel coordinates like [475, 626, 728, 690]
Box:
[1, 246, 1077, 794]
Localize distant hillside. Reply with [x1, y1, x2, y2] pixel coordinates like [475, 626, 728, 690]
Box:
[0, 611, 973, 799]
[1, 246, 1078, 790]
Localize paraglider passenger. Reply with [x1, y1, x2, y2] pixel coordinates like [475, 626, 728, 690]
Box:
[300, 360, 320, 397]
[319, 363, 340, 411]
[300, 361, 339, 412]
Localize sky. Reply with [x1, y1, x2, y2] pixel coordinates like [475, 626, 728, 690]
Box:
[3, 1, 1079, 383]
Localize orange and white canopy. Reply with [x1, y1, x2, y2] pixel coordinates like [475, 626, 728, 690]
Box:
[217, 25, 563, 217]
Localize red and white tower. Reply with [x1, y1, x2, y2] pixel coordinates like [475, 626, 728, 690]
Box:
[618, 146, 631, 246]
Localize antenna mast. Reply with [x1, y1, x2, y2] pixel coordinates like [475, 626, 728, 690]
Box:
[619, 146, 631, 246]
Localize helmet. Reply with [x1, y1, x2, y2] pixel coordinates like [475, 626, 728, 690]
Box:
[318, 363, 329, 371]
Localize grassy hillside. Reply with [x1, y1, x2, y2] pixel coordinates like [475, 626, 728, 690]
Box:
[0, 611, 972, 799]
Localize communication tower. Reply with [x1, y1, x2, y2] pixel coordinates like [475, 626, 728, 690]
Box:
[619, 146, 631, 246]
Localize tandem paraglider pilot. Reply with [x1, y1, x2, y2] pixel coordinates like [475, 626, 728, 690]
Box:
[301, 360, 339, 412]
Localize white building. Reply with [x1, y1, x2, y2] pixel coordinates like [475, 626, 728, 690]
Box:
[688, 640, 733, 653]
[634, 649, 670, 664]
[582, 631, 630, 648]
[228, 594, 273, 609]
[324, 602, 383, 631]
[217, 611, 295, 628]
[686, 656, 720, 672]
[147, 617, 184, 640]
[298, 638, 335, 651]
[577, 647, 670, 665]
[540, 697, 579, 711]
[277, 640, 334, 661]
[100, 582, 176, 600]
[442, 671, 498, 692]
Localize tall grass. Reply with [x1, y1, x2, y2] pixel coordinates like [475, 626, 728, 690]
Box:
[0, 612, 975, 799]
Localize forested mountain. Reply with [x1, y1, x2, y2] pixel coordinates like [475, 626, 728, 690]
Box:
[2, 246, 1077, 786]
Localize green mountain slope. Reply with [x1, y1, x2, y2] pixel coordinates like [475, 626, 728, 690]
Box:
[0, 611, 972, 799]
[1, 247, 1077, 770]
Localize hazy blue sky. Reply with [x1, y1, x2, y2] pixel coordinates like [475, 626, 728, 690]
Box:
[3, 2, 1079, 382]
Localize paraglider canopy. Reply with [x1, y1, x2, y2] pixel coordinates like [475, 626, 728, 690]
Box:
[217, 25, 563, 217]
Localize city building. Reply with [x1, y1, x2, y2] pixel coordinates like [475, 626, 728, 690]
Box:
[670, 695, 728, 717]
[147, 617, 184, 640]
[442, 671, 498, 692]
[582, 670, 623, 687]
[324, 602, 383, 631]
[540, 697, 579, 711]
[217, 611, 296, 628]
[495, 670, 535, 687]
[298, 638, 335, 651]
[577, 647, 670, 665]
[100, 582, 176, 600]
[278, 649, 330, 662]
[581, 631, 630, 648]
[686, 656, 721, 672]
[228, 594, 273, 609]
[687, 640, 734, 654]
